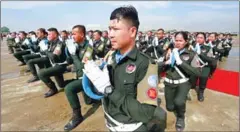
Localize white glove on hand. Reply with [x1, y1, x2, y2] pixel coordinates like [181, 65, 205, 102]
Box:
[39, 41, 48, 51]
[173, 48, 182, 65]
[195, 43, 201, 55]
[83, 60, 111, 94]
[31, 35, 37, 42]
[66, 39, 77, 55]
[165, 53, 172, 65]
[156, 57, 164, 63]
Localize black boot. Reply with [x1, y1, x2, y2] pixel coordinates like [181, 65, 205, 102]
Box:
[44, 82, 58, 98]
[175, 117, 185, 132]
[18, 62, 26, 66]
[64, 108, 84, 131]
[27, 76, 39, 83]
[197, 89, 204, 102]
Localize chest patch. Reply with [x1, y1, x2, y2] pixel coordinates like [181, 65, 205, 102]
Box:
[148, 75, 158, 87]
[201, 49, 207, 53]
[182, 54, 190, 61]
[126, 63, 136, 74]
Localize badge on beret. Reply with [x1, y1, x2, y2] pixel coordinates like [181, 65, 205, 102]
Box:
[182, 54, 190, 61]
[126, 63, 136, 74]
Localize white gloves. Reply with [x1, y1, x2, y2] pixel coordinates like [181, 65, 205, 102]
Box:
[195, 43, 201, 55]
[39, 40, 48, 51]
[66, 39, 77, 55]
[156, 57, 164, 63]
[101, 37, 104, 42]
[172, 48, 182, 65]
[15, 37, 20, 43]
[23, 39, 30, 45]
[31, 35, 37, 43]
[165, 53, 172, 65]
[83, 60, 111, 94]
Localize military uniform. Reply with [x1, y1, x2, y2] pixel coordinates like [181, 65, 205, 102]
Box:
[22, 38, 42, 65]
[6, 37, 16, 54]
[13, 37, 32, 65]
[214, 39, 225, 61]
[155, 38, 171, 57]
[190, 43, 215, 101]
[92, 39, 106, 58]
[64, 39, 96, 131]
[102, 46, 166, 132]
[26, 37, 52, 83]
[158, 48, 201, 131]
[102, 37, 111, 55]
[222, 38, 232, 57]
[38, 38, 67, 97]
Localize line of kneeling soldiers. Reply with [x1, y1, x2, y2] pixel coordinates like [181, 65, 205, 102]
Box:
[5, 27, 233, 132]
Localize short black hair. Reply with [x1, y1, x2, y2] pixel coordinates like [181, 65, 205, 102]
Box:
[48, 28, 59, 36]
[38, 28, 47, 35]
[103, 30, 108, 34]
[72, 25, 86, 37]
[19, 31, 27, 36]
[88, 30, 93, 33]
[210, 32, 218, 38]
[110, 5, 140, 32]
[175, 31, 188, 42]
[29, 31, 36, 36]
[61, 30, 68, 35]
[94, 30, 102, 36]
[196, 32, 206, 40]
[157, 28, 165, 33]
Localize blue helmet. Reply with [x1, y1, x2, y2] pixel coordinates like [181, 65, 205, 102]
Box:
[82, 62, 107, 100]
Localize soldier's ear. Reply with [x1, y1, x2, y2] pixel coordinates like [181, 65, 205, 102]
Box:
[130, 27, 137, 38]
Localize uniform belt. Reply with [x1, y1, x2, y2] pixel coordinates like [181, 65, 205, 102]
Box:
[101, 100, 142, 132]
[164, 77, 189, 84]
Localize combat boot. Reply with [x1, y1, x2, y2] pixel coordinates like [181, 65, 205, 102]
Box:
[44, 82, 58, 98]
[175, 117, 185, 132]
[197, 90, 204, 102]
[18, 62, 26, 66]
[27, 76, 39, 83]
[64, 108, 84, 131]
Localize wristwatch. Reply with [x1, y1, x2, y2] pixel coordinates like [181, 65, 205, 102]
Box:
[104, 85, 113, 95]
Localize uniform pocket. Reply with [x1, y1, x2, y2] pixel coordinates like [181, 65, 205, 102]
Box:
[123, 79, 136, 95]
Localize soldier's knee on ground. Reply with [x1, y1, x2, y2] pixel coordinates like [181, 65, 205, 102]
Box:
[148, 106, 167, 131]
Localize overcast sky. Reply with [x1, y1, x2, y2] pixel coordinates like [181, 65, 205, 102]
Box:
[1, 1, 239, 33]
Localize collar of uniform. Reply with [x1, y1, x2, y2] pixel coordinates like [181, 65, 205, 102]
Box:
[49, 38, 59, 44]
[181, 48, 190, 54]
[94, 40, 101, 44]
[126, 46, 138, 60]
[77, 39, 87, 48]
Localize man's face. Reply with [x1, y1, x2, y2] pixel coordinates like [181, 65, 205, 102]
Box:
[157, 30, 164, 39]
[72, 28, 84, 43]
[88, 32, 93, 37]
[174, 34, 187, 49]
[108, 19, 137, 50]
[37, 30, 44, 38]
[93, 32, 101, 41]
[102, 32, 108, 38]
[138, 32, 142, 37]
[219, 34, 223, 39]
[208, 34, 216, 42]
[47, 31, 57, 41]
[11, 33, 16, 38]
[147, 32, 152, 37]
[196, 34, 205, 44]
[19, 33, 25, 40]
[61, 32, 68, 39]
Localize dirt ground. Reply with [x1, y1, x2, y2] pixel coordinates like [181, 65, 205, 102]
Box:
[1, 38, 239, 131]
